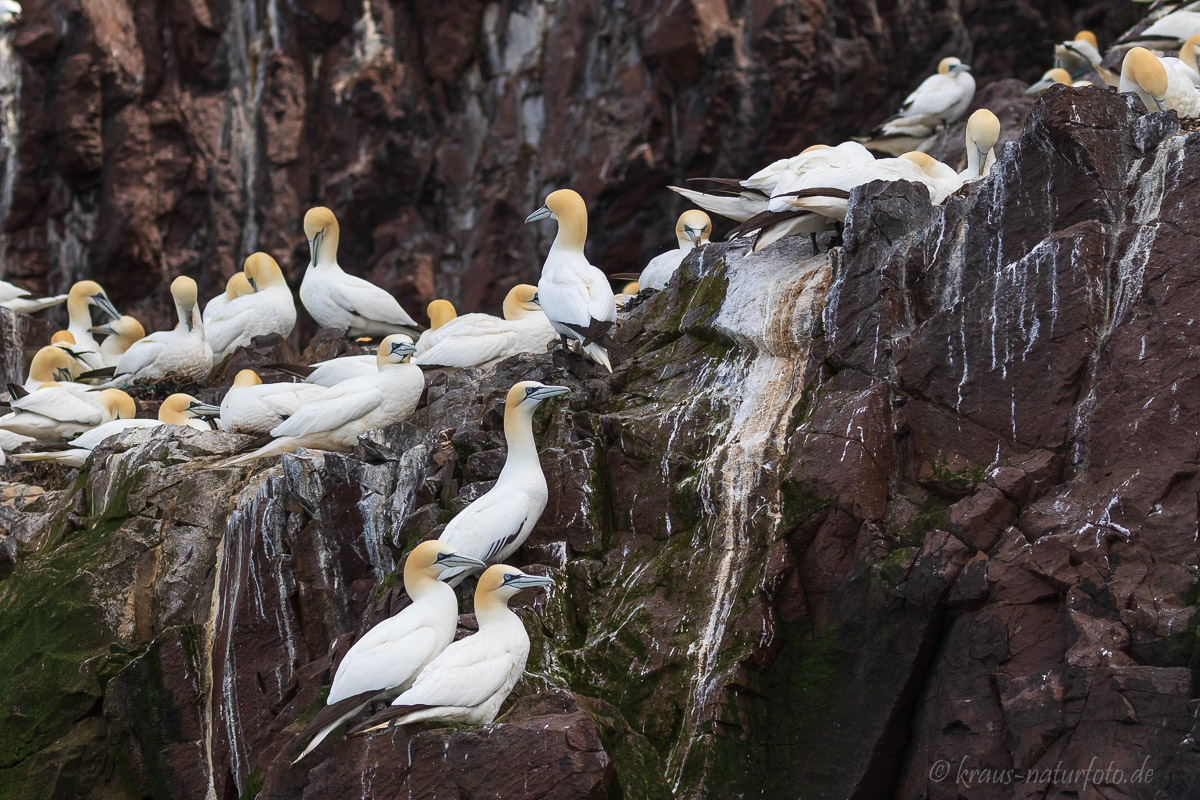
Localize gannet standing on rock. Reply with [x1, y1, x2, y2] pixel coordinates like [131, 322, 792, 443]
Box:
[351, 564, 554, 734]
[961, 109, 1001, 180]
[0, 387, 135, 441]
[864, 58, 976, 155]
[98, 277, 213, 386]
[437, 381, 570, 585]
[194, 369, 326, 435]
[91, 316, 145, 368]
[65, 280, 122, 369]
[13, 393, 211, 467]
[0, 279, 66, 314]
[526, 189, 617, 372]
[206, 254, 297, 360]
[299, 207, 420, 338]
[289, 541, 486, 763]
[202, 273, 254, 331]
[413, 285, 556, 369]
[224, 334, 423, 464]
[637, 210, 712, 291]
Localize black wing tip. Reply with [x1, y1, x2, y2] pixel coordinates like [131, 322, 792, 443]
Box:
[77, 367, 116, 380]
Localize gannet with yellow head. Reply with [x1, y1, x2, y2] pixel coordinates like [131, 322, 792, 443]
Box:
[298, 206, 420, 337]
[289, 541, 486, 763]
[526, 189, 617, 371]
[426, 299, 457, 330]
[0, 386, 135, 441]
[1055, 31, 1102, 80]
[201, 272, 254, 330]
[0, 279, 67, 314]
[962, 109, 1001, 180]
[351, 564, 554, 733]
[65, 280, 121, 369]
[1159, 33, 1200, 89]
[435, 381, 570, 584]
[864, 57, 976, 154]
[638, 210, 712, 291]
[206, 253, 297, 360]
[91, 315, 146, 367]
[105, 276, 213, 386]
[1026, 68, 1076, 95]
[224, 334, 423, 464]
[413, 284, 556, 369]
[192, 368, 325, 435]
[20, 345, 87, 391]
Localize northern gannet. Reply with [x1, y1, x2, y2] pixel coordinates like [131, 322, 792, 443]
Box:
[637, 210, 711, 291]
[1055, 31, 1103, 78]
[289, 541, 486, 763]
[351, 564, 554, 733]
[413, 285, 556, 369]
[273, 354, 377, 387]
[0, 279, 66, 314]
[769, 152, 961, 221]
[962, 109, 1001, 180]
[1119, 10, 1200, 50]
[298, 207, 420, 337]
[20, 345, 86, 391]
[225, 335, 423, 464]
[526, 189, 618, 372]
[195, 369, 326, 435]
[1160, 33, 1200, 87]
[13, 394, 210, 466]
[426, 299, 457, 330]
[865, 57, 976, 154]
[1119, 46, 1200, 114]
[102, 277, 214, 386]
[1027, 68, 1082, 94]
[91, 316, 146, 368]
[206, 254, 297, 360]
[436, 381, 569, 584]
[65, 280, 122, 369]
[0, 387, 135, 441]
[201, 273, 254, 331]
[615, 281, 640, 309]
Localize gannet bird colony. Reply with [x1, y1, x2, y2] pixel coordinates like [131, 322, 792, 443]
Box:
[3, 1, 1200, 798]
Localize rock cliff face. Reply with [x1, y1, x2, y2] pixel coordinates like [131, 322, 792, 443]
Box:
[4, 81, 1200, 799]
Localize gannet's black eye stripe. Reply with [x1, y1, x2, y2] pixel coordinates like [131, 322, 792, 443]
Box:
[525, 387, 537, 397]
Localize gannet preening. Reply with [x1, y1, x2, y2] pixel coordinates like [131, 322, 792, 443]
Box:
[0, 2, 21, 28]
[194, 369, 325, 435]
[1118, 10, 1200, 50]
[0, 387, 135, 441]
[13, 393, 210, 467]
[526, 190, 618, 372]
[350, 565, 554, 734]
[962, 109, 1001, 180]
[91, 316, 145, 368]
[289, 541, 486, 763]
[20, 346, 86, 392]
[93, 277, 213, 386]
[65, 280, 122, 369]
[637, 210, 712, 291]
[205, 254, 297, 360]
[1054, 31, 1103, 78]
[224, 335, 423, 464]
[436, 382, 569, 585]
[201, 273, 254, 331]
[1119, 46, 1200, 114]
[0, 279, 66, 314]
[299, 207, 421, 338]
[864, 58, 976, 155]
[413, 285, 556, 369]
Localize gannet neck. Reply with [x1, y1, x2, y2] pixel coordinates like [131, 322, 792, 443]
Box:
[304, 207, 341, 268]
[1183, 34, 1200, 74]
[500, 403, 540, 481]
[225, 273, 253, 300]
[170, 276, 200, 333]
[98, 389, 136, 420]
[427, 299, 457, 330]
[245, 252, 287, 289]
[473, 590, 519, 628]
[67, 281, 100, 328]
[51, 330, 75, 346]
[546, 189, 587, 254]
[404, 564, 450, 601]
[501, 285, 539, 320]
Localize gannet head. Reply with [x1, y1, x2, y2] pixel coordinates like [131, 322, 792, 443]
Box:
[170, 276, 200, 331]
[677, 209, 712, 247]
[376, 334, 417, 368]
[303, 207, 340, 267]
[28, 345, 83, 383]
[68, 280, 121, 322]
[90, 315, 146, 347]
[426, 299, 457, 330]
[50, 330, 76, 346]
[1180, 34, 1200, 73]
[232, 369, 263, 388]
[97, 389, 137, 420]
[526, 189, 588, 250]
[937, 57, 971, 76]
[1076, 30, 1098, 49]
[966, 108, 1001, 155]
[505, 380, 570, 420]
[1027, 68, 1073, 95]
[159, 393, 208, 424]
[404, 541, 486, 587]
[243, 253, 285, 290]
[1123, 48, 1169, 111]
[501, 285, 541, 320]
[899, 151, 956, 180]
[477, 564, 555, 602]
[223, 272, 254, 300]
[800, 144, 832, 154]
[621, 281, 640, 295]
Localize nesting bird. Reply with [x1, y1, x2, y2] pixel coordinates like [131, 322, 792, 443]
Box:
[0, 387, 135, 441]
[413, 285, 556, 369]
[202, 273, 255, 331]
[351, 564, 554, 734]
[299, 207, 420, 338]
[1055, 31, 1103, 80]
[436, 381, 570, 584]
[290, 541, 486, 763]
[100, 277, 214, 386]
[205, 254, 297, 360]
[196, 369, 325, 435]
[637, 210, 712, 291]
[864, 57, 976, 154]
[526, 189, 618, 372]
[19, 346, 86, 392]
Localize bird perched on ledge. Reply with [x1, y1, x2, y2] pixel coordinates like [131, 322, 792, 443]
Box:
[862, 57, 976, 155]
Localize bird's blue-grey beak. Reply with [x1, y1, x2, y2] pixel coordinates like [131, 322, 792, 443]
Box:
[530, 291, 541, 306]
[525, 205, 552, 224]
[529, 384, 570, 401]
[308, 230, 322, 267]
[190, 403, 222, 417]
[248, 276, 259, 291]
[684, 225, 707, 244]
[435, 552, 487, 570]
[502, 572, 555, 591]
[1026, 79, 1053, 95]
[390, 340, 418, 357]
[93, 293, 121, 322]
[952, 64, 972, 74]
[89, 323, 116, 336]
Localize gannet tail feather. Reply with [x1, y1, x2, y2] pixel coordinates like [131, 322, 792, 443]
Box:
[348, 704, 432, 736]
[291, 689, 382, 764]
[266, 363, 316, 379]
[77, 366, 116, 381]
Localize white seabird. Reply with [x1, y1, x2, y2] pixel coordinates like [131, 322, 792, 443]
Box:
[101, 277, 213, 386]
[298, 206, 420, 337]
[1159, 33, 1200, 87]
[865, 57, 976, 154]
[91, 316, 146, 368]
[637, 210, 712, 291]
[13, 393, 211, 466]
[437, 381, 570, 584]
[194, 369, 326, 435]
[351, 564, 554, 733]
[1119, 46, 1200, 115]
[961, 109, 1001, 180]
[526, 189, 618, 372]
[289, 541, 486, 763]
[413, 284, 556, 369]
[1055, 30, 1104, 79]
[201, 272, 254, 332]
[1119, 9, 1200, 50]
[0, 387, 135, 441]
[224, 334, 423, 464]
[18, 345, 87, 392]
[1026, 68, 1087, 95]
[0, 279, 66, 314]
[206, 253, 297, 360]
[65, 280, 122, 370]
